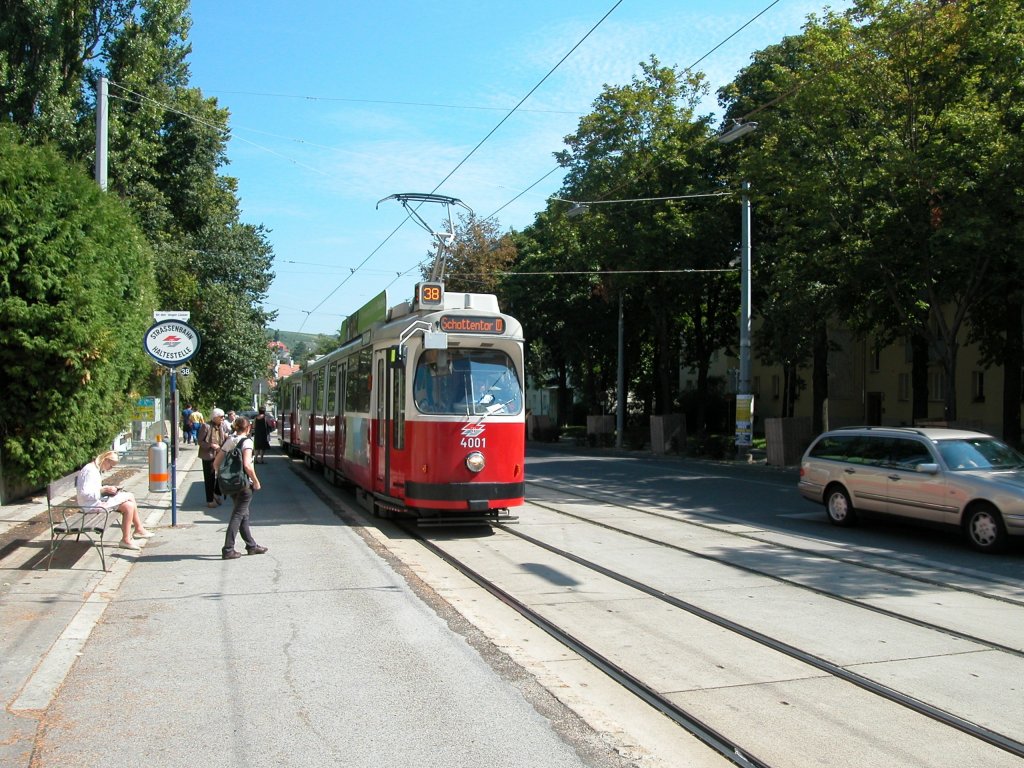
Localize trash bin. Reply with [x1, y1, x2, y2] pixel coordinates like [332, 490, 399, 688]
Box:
[149, 434, 169, 492]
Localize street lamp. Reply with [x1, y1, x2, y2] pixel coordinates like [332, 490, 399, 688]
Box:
[717, 121, 757, 457]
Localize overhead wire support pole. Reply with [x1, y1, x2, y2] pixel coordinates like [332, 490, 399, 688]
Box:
[716, 120, 758, 458]
[738, 180, 753, 455]
[95, 76, 108, 190]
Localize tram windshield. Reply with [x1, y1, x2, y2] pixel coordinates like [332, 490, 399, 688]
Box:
[414, 348, 523, 416]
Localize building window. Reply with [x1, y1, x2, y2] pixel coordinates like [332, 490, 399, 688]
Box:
[928, 371, 945, 403]
[898, 373, 910, 402]
[869, 343, 881, 372]
[751, 375, 760, 396]
[972, 371, 985, 403]
[772, 374, 780, 399]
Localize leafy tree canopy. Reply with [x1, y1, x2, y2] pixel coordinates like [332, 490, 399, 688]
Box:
[0, 126, 156, 483]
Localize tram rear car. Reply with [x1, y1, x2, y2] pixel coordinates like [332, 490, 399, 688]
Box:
[279, 283, 525, 522]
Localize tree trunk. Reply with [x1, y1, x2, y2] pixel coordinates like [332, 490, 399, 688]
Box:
[939, 329, 959, 423]
[695, 361, 710, 439]
[812, 322, 829, 434]
[783, 363, 799, 417]
[557, 362, 570, 428]
[911, 333, 929, 422]
[655, 310, 672, 416]
[1002, 300, 1022, 447]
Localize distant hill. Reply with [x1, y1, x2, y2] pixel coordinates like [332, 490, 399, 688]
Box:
[266, 329, 339, 354]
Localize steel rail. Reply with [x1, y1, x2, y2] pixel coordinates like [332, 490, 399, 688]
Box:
[402, 524, 774, 768]
[527, 476, 1024, 609]
[499, 523, 1024, 760]
[526, 496, 1024, 659]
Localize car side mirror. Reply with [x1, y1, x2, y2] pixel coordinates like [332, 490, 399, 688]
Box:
[916, 463, 940, 474]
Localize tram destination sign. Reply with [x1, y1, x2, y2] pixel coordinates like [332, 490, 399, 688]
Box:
[143, 319, 201, 366]
[439, 315, 506, 335]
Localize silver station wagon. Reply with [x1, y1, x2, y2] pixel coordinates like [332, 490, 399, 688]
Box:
[798, 426, 1024, 552]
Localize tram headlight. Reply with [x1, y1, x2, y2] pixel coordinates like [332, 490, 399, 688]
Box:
[465, 451, 486, 473]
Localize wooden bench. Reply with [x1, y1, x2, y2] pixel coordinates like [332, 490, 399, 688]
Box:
[45, 472, 114, 572]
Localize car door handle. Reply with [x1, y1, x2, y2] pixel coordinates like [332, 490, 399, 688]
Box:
[844, 468, 856, 474]
[888, 474, 901, 481]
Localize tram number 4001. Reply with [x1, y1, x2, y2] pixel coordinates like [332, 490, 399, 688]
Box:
[460, 437, 487, 448]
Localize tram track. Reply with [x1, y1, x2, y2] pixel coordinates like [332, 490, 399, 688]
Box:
[292, 454, 1024, 766]
[528, 476, 1024, 609]
[404, 524, 773, 768]
[525, 495, 1024, 658]
[494, 522, 1024, 760]
[406, 519, 1024, 766]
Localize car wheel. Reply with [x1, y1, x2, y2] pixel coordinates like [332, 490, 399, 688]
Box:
[825, 485, 856, 527]
[964, 503, 1007, 553]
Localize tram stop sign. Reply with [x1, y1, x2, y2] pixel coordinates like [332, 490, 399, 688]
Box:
[143, 319, 201, 367]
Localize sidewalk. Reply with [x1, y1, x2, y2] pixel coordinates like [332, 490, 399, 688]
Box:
[0, 443, 608, 768]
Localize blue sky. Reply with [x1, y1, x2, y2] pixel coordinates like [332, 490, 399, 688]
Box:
[185, 0, 850, 336]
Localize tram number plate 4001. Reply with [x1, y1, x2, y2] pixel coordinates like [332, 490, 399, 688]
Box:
[460, 437, 487, 448]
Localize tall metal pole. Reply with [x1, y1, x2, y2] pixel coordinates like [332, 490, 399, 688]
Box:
[170, 369, 178, 526]
[735, 181, 753, 457]
[616, 292, 625, 449]
[716, 122, 759, 458]
[95, 76, 108, 190]
[739, 181, 752, 402]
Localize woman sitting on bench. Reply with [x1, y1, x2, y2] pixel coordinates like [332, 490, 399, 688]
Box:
[77, 450, 153, 551]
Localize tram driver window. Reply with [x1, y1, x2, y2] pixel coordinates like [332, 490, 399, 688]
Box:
[414, 349, 522, 416]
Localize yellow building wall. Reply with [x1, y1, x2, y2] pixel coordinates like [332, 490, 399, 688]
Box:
[730, 322, 1015, 438]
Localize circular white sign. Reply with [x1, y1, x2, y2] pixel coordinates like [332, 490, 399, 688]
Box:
[143, 320, 201, 366]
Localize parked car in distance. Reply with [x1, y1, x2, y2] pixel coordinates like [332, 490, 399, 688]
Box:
[798, 426, 1024, 553]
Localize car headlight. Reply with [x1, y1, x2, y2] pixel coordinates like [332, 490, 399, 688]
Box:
[465, 451, 485, 473]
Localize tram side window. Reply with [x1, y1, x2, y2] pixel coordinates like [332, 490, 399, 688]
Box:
[376, 358, 385, 446]
[327, 363, 338, 413]
[393, 367, 405, 449]
[414, 348, 522, 416]
[346, 349, 372, 413]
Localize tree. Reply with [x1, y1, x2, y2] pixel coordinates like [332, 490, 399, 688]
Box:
[719, 28, 852, 431]
[1, 0, 277, 411]
[433, 213, 517, 295]
[959, 0, 1024, 444]
[554, 56, 730, 424]
[0, 126, 156, 483]
[721, 0, 1020, 428]
[501, 213, 617, 423]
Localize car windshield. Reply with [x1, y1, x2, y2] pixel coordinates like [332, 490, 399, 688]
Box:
[936, 437, 1024, 471]
[413, 348, 522, 416]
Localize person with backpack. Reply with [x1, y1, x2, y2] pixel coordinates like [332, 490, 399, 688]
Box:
[197, 409, 229, 508]
[212, 416, 267, 560]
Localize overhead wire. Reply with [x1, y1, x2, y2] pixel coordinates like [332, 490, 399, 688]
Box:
[297, 0, 626, 331]
[107, 82, 335, 178]
[108, 0, 793, 332]
[203, 90, 585, 115]
[483, 0, 785, 220]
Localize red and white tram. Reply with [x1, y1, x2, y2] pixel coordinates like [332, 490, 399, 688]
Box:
[278, 281, 525, 522]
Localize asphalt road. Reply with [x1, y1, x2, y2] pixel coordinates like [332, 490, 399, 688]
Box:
[524, 446, 1024, 579]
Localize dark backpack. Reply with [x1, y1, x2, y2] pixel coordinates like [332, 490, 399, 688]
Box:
[217, 437, 251, 495]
